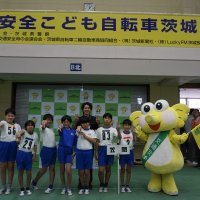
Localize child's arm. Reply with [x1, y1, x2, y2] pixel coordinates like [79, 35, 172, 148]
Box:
[57, 124, 63, 135]
[116, 122, 121, 141]
[95, 143, 99, 160]
[16, 129, 26, 140]
[72, 114, 80, 129]
[33, 134, 38, 161]
[79, 132, 97, 144]
[41, 120, 47, 130]
[33, 144, 37, 161]
[0, 121, 4, 128]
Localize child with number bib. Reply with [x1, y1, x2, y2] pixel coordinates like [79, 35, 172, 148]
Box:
[0, 108, 21, 195]
[16, 120, 38, 196]
[119, 119, 135, 193]
[96, 113, 119, 193]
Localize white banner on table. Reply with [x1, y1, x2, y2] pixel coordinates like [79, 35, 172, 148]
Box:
[107, 144, 130, 155]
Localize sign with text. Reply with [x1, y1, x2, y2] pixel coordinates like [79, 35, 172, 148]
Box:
[0, 11, 200, 47]
[70, 63, 82, 71]
[191, 124, 200, 149]
[107, 144, 130, 155]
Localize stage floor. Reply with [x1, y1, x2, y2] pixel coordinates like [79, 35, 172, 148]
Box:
[0, 165, 199, 200]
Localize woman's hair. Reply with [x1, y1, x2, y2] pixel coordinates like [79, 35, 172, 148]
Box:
[81, 102, 93, 110]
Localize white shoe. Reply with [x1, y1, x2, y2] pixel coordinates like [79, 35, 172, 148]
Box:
[84, 189, 89, 195]
[121, 187, 126, 193]
[26, 190, 32, 195]
[192, 161, 198, 165]
[0, 188, 6, 195]
[61, 188, 66, 195]
[31, 182, 38, 190]
[67, 189, 72, 196]
[78, 189, 84, 195]
[19, 191, 25, 196]
[126, 187, 132, 192]
[5, 188, 11, 195]
[99, 187, 104, 192]
[103, 187, 108, 192]
[45, 187, 53, 194]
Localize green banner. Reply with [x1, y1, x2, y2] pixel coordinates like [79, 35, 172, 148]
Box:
[42, 89, 54, 102]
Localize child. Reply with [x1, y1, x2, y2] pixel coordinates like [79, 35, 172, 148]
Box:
[31, 114, 57, 193]
[58, 115, 76, 195]
[76, 117, 97, 195]
[16, 120, 38, 196]
[0, 108, 21, 195]
[96, 113, 119, 193]
[119, 119, 135, 193]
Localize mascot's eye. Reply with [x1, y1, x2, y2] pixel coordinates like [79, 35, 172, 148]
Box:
[154, 100, 169, 112]
[141, 103, 154, 114]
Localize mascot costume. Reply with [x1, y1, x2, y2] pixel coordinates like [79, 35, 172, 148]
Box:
[130, 99, 189, 195]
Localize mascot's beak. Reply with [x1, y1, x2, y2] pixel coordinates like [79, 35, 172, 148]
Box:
[145, 115, 160, 125]
[145, 115, 161, 131]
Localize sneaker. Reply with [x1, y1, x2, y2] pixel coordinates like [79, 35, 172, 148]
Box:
[31, 181, 38, 190]
[103, 187, 108, 192]
[61, 188, 66, 195]
[121, 187, 126, 193]
[126, 187, 132, 193]
[85, 189, 89, 195]
[19, 191, 25, 196]
[78, 189, 84, 195]
[5, 188, 11, 195]
[67, 189, 73, 196]
[192, 161, 198, 165]
[45, 187, 53, 194]
[99, 187, 104, 192]
[26, 190, 32, 195]
[0, 188, 6, 195]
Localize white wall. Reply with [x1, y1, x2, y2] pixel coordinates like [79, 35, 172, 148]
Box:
[0, 45, 200, 78]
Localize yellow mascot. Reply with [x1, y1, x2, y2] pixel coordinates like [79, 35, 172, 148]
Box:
[129, 99, 189, 195]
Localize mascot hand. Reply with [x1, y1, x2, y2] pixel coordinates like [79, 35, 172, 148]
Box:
[170, 132, 189, 144]
[180, 133, 189, 143]
[135, 126, 148, 141]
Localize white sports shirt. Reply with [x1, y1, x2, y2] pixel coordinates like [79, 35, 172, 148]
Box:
[18, 131, 38, 153]
[0, 120, 21, 142]
[76, 128, 96, 150]
[120, 131, 134, 149]
[40, 127, 56, 148]
[96, 127, 118, 146]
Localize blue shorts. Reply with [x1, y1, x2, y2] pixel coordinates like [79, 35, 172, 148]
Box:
[16, 150, 32, 170]
[76, 149, 93, 170]
[119, 149, 134, 166]
[58, 145, 73, 164]
[0, 141, 17, 162]
[98, 146, 114, 167]
[40, 146, 57, 167]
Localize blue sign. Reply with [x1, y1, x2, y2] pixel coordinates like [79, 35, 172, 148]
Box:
[70, 63, 82, 71]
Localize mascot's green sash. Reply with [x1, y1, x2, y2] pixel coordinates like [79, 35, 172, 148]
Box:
[142, 131, 169, 165]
